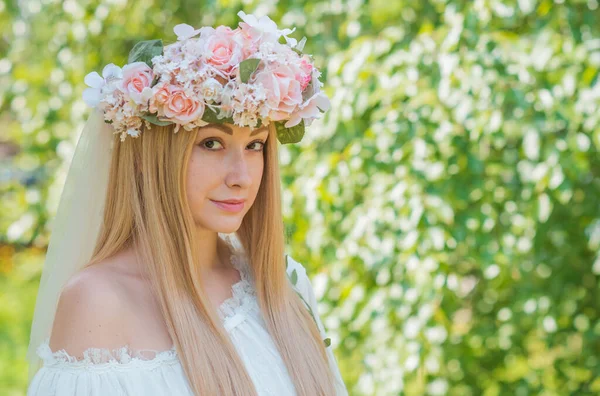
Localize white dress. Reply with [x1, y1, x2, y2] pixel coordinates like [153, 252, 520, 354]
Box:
[27, 249, 348, 396]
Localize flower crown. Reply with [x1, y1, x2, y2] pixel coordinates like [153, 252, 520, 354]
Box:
[83, 11, 331, 144]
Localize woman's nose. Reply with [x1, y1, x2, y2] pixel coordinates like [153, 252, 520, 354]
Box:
[225, 150, 252, 188]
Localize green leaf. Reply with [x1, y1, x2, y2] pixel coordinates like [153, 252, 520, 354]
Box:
[128, 39, 164, 68]
[140, 113, 173, 126]
[324, 337, 331, 347]
[291, 269, 298, 285]
[201, 106, 235, 124]
[239, 58, 261, 83]
[275, 120, 305, 144]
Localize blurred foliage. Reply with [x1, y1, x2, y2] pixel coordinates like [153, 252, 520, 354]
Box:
[1, 0, 600, 395]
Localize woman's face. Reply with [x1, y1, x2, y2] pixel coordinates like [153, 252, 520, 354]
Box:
[186, 122, 269, 234]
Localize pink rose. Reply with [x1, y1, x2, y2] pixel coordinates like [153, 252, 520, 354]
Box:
[253, 64, 303, 121]
[149, 82, 171, 114]
[119, 62, 154, 105]
[298, 56, 314, 91]
[235, 24, 262, 58]
[162, 86, 205, 124]
[203, 26, 244, 75]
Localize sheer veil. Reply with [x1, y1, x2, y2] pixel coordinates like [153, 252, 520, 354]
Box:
[26, 109, 114, 383]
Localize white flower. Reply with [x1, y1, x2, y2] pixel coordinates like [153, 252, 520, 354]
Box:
[181, 37, 205, 59]
[284, 92, 330, 128]
[126, 128, 140, 138]
[200, 78, 223, 102]
[237, 11, 296, 45]
[295, 37, 307, 52]
[140, 87, 153, 108]
[173, 23, 202, 41]
[83, 63, 122, 108]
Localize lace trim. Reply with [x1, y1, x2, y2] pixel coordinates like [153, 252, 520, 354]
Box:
[37, 337, 179, 370]
[217, 248, 258, 321]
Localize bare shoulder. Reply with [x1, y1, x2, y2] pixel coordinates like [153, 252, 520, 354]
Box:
[48, 260, 133, 357]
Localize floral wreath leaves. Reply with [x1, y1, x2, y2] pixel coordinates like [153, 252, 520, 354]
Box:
[202, 106, 235, 125]
[285, 254, 332, 348]
[128, 39, 163, 67]
[239, 58, 261, 83]
[275, 120, 305, 144]
[125, 39, 307, 145]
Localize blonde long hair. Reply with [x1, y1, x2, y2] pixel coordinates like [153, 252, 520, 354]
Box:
[82, 122, 336, 395]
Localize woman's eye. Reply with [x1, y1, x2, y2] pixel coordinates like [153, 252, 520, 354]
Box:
[200, 139, 264, 151]
[248, 141, 265, 151]
[202, 139, 223, 150]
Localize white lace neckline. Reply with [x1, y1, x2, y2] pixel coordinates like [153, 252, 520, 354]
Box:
[37, 243, 258, 368]
[217, 247, 256, 321]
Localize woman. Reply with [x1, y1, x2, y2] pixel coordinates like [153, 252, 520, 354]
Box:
[26, 11, 346, 396]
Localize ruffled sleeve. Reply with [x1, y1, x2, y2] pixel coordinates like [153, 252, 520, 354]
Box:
[27, 339, 193, 396]
[285, 255, 349, 396]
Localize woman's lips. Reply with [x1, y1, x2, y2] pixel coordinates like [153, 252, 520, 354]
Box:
[210, 199, 245, 213]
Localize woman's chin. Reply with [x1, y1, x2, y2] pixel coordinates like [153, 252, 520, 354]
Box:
[197, 217, 244, 234]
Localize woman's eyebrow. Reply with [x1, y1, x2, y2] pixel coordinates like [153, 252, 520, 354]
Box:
[204, 124, 233, 134]
[202, 123, 268, 136]
[250, 126, 268, 136]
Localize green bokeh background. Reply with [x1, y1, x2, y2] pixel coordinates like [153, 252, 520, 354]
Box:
[1, 0, 600, 395]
